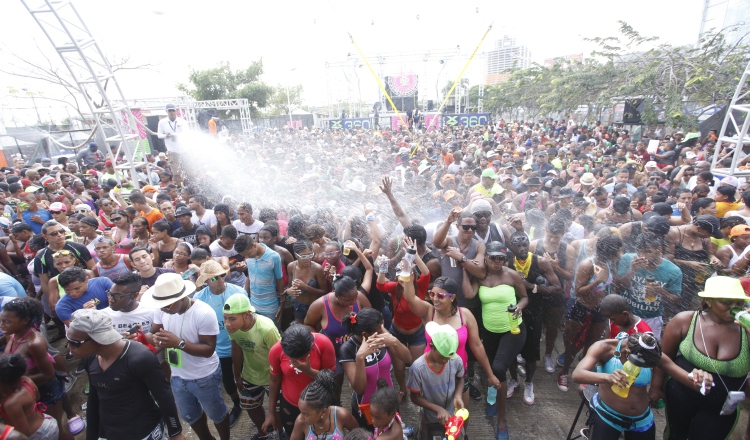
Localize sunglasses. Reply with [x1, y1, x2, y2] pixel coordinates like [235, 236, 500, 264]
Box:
[429, 290, 455, 299]
[34, 189, 44, 194]
[460, 225, 478, 231]
[510, 237, 529, 244]
[47, 230, 65, 237]
[488, 255, 507, 262]
[473, 212, 491, 219]
[105, 289, 137, 301]
[210, 273, 227, 282]
[110, 217, 123, 222]
[74, 210, 88, 214]
[296, 253, 314, 260]
[51, 210, 65, 214]
[67, 337, 92, 348]
[52, 250, 73, 258]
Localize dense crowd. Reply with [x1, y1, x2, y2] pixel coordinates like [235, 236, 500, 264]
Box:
[0, 109, 749, 440]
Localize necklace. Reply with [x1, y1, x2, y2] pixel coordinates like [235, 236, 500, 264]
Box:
[208, 286, 227, 307]
[168, 119, 178, 132]
[373, 413, 402, 438]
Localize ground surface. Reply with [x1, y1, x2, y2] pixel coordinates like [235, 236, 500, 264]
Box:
[57, 331, 748, 440]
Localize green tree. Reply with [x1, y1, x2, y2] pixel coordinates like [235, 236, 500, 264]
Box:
[265, 84, 304, 116]
[177, 60, 274, 117]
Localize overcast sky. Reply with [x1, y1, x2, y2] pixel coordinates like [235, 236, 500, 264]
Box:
[1, 0, 704, 124]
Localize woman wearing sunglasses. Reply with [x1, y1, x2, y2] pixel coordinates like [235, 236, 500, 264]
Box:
[110, 209, 133, 255]
[96, 198, 115, 230]
[286, 240, 327, 324]
[0, 298, 75, 440]
[401, 264, 500, 417]
[164, 242, 199, 281]
[463, 241, 527, 440]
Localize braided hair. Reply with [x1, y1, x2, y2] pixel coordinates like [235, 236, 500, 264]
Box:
[343, 428, 374, 440]
[293, 239, 314, 255]
[299, 369, 337, 410]
[626, 332, 662, 368]
[2, 297, 43, 329]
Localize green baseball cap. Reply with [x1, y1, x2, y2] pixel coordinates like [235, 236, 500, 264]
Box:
[481, 168, 497, 179]
[425, 321, 459, 358]
[223, 293, 255, 314]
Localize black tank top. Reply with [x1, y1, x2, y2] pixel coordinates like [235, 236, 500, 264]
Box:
[534, 241, 568, 279]
[509, 253, 543, 312]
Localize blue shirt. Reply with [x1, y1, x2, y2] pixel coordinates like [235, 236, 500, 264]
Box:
[245, 244, 283, 316]
[603, 182, 637, 195]
[55, 277, 113, 322]
[21, 209, 51, 234]
[0, 273, 26, 297]
[616, 253, 682, 319]
[193, 283, 247, 358]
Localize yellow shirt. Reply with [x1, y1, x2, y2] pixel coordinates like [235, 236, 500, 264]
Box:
[716, 202, 741, 218]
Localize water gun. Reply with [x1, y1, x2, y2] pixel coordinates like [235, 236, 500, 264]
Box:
[444, 408, 469, 440]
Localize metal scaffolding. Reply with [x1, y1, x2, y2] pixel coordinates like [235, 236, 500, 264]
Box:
[20, 0, 145, 188]
[710, 60, 750, 177]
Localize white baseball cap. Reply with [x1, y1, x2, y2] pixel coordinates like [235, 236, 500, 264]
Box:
[645, 161, 658, 168]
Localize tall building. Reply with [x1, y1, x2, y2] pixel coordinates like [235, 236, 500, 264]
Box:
[485, 35, 531, 85]
[699, 0, 750, 46]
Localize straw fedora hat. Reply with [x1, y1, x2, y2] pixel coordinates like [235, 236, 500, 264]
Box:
[140, 273, 196, 309]
[196, 260, 230, 286]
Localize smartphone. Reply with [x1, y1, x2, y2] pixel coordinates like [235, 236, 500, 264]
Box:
[126, 324, 140, 335]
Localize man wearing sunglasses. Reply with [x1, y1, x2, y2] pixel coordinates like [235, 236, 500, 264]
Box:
[193, 260, 248, 427]
[68, 308, 186, 440]
[505, 232, 561, 405]
[102, 272, 156, 337]
[470, 199, 510, 247]
[34, 220, 95, 301]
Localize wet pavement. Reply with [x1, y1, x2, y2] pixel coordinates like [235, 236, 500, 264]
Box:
[61, 335, 748, 440]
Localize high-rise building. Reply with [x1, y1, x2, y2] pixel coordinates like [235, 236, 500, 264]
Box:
[699, 0, 750, 46]
[485, 35, 531, 85]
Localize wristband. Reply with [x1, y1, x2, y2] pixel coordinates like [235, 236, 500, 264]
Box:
[366, 215, 377, 222]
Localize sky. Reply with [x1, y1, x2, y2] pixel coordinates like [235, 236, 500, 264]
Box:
[0, 0, 705, 126]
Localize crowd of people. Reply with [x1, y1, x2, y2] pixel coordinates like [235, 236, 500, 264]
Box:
[0, 111, 749, 440]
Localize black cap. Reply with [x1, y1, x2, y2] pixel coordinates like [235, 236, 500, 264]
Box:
[643, 214, 671, 236]
[651, 203, 673, 216]
[175, 206, 192, 217]
[526, 177, 542, 186]
[694, 215, 723, 239]
[486, 241, 508, 257]
[103, 178, 118, 190]
[557, 187, 574, 198]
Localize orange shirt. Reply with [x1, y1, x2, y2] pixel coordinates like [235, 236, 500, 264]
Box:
[442, 153, 454, 166]
[140, 208, 164, 228]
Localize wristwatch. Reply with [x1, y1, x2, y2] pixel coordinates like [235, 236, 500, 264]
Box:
[177, 339, 186, 350]
[460, 256, 468, 264]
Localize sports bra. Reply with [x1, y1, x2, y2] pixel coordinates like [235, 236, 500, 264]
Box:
[597, 333, 652, 387]
[306, 406, 345, 440]
[678, 311, 750, 378]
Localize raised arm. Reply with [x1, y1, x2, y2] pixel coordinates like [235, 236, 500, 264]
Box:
[433, 208, 462, 249]
[379, 176, 411, 228]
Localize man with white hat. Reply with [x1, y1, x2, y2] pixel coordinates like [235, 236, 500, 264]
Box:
[157, 104, 188, 185]
[141, 273, 231, 440]
[68, 308, 185, 440]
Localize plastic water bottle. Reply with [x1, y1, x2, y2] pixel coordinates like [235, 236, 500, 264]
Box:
[507, 305, 520, 335]
[731, 308, 750, 330]
[487, 386, 497, 405]
[398, 246, 417, 281]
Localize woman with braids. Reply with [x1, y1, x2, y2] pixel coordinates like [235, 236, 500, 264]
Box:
[401, 264, 500, 409]
[290, 370, 358, 440]
[573, 332, 712, 440]
[367, 379, 403, 440]
[650, 276, 750, 440]
[149, 221, 179, 268]
[286, 240, 327, 324]
[0, 298, 73, 440]
[0, 354, 58, 439]
[263, 323, 336, 438]
[339, 308, 411, 427]
[305, 276, 371, 401]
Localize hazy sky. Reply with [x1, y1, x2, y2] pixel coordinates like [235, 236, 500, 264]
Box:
[1, 0, 704, 124]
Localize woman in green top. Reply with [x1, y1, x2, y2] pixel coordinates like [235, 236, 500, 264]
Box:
[650, 276, 750, 440]
[464, 241, 527, 440]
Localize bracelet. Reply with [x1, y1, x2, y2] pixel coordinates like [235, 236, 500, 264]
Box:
[366, 215, 377, 222]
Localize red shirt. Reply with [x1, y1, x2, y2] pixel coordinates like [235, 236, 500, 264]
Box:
[269, 333, 336, 407]
[377, 274, 430, 330]
[608, 318, 652, 339]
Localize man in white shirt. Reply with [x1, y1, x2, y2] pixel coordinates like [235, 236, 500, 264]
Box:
[142, 273, 231, 440]
[189, 194, 217, 228]
[232, 202, 264, 239]
[686, 161, 720, 196]
[103, 272, 156, 335]
[157, 103, 188, 185]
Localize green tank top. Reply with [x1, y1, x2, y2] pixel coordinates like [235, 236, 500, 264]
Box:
[52, 275, 66, 298]
[478, 284, 520, 333]
[678, 311, 750, 378]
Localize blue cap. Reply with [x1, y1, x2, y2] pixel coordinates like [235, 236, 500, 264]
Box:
[89, 142, 97, 148]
